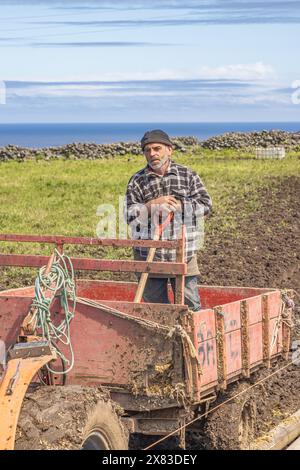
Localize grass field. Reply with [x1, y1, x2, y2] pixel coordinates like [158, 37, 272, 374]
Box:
[0, 149, 299, 288]
[1, 149, 299, 234]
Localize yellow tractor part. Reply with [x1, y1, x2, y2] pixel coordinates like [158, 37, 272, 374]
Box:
[0, 341, 56, 450]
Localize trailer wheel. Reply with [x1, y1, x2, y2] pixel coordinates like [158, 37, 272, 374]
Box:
[15, 385, 128, 450]
[203, 383, 257, 450]
[81, 401, 128, 450]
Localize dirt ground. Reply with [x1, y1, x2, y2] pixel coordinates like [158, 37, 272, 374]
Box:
[198, 176, 300, 292]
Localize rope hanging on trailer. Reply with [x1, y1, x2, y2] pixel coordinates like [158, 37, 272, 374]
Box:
[270, 289, 295, 354]
[28, 249, 76, 375]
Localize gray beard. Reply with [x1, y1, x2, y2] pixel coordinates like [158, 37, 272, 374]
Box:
[148, 155, 169, 170]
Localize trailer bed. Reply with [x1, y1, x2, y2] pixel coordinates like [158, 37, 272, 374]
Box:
[0, 280, 289, 405]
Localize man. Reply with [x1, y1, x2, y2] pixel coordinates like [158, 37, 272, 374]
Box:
[125, 129, 212, 311]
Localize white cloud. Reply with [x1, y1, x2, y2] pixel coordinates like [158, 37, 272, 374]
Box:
[94, 62, 275, 81]
[193, 62, 276, 81]
[237, 94, 292, 105]
[5, 62, 287, 109]
[9, 87, 188, 98]
[3, 62, 276, 83]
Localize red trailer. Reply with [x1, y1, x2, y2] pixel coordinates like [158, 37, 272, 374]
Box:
[0, 233, 293, 450]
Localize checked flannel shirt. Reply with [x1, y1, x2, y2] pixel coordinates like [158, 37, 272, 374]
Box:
[124, 160, 212, 263]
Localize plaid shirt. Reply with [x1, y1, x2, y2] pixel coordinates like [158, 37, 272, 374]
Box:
[124, 160, 212, 262]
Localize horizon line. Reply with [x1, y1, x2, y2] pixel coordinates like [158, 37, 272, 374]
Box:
[0, 121, 300, 125]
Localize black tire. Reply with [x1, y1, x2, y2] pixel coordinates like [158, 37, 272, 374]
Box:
[15, 385, 128, 450]
[81, 401, 128, 450]
[203, 382, 257, 450]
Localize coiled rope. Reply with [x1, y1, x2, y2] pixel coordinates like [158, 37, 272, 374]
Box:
[28, 249, 76, 375]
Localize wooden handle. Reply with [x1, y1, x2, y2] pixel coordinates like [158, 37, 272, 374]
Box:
[134, 212, 173, 303]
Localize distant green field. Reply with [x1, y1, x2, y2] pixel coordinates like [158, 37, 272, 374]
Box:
[0, 149, 299, 287]
[1, 149, 299, 235]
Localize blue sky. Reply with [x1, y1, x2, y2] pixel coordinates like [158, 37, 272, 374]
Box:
[0, 0, 299, 122]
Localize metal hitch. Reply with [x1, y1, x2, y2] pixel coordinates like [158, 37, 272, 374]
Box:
[0, 341, 56, 450]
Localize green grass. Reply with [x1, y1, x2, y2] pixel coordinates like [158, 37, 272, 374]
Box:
[0, 149, 299, 264]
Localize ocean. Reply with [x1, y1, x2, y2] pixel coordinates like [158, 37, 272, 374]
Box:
[0, 122, 299, 149]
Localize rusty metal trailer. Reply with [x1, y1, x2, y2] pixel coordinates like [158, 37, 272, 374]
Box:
[0, 233, 292, 450]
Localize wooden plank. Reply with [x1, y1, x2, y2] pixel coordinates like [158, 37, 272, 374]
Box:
[0, 233, 179, 249]
[225, 330, 242, 376]
[0, 254, 187, 275]
[215, 301, 242, 378]
[215, 307, 227, 390]
[249, 323, 263, 364]
[221, 301, 241, 332]
[240, 300, 250, 378]
[175, 226, 186, 305]
[186, 317, 202, 402]
[193, 309, 218, 389]
[134, 246, 157, 303]
[246, 295, 263, 325]
[262, 294, 271, 368]
[182, 339, 193, 399]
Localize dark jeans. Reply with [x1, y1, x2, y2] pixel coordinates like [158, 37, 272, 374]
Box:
[141, 275, 201, 312]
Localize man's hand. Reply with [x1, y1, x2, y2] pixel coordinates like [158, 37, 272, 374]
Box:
[146, 196, 182, 214]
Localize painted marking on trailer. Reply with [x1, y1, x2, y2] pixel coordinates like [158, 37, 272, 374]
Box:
[228, 332, 240, 360]
[197, 323, 216, 367]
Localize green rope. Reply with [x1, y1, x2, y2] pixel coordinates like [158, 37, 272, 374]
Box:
[29, 249, 76, 375]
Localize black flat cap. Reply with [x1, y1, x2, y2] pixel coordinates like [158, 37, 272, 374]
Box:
[141, 129, 173, 150]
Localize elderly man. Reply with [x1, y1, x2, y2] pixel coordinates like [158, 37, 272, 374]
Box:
[125, 129, 212, 311]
